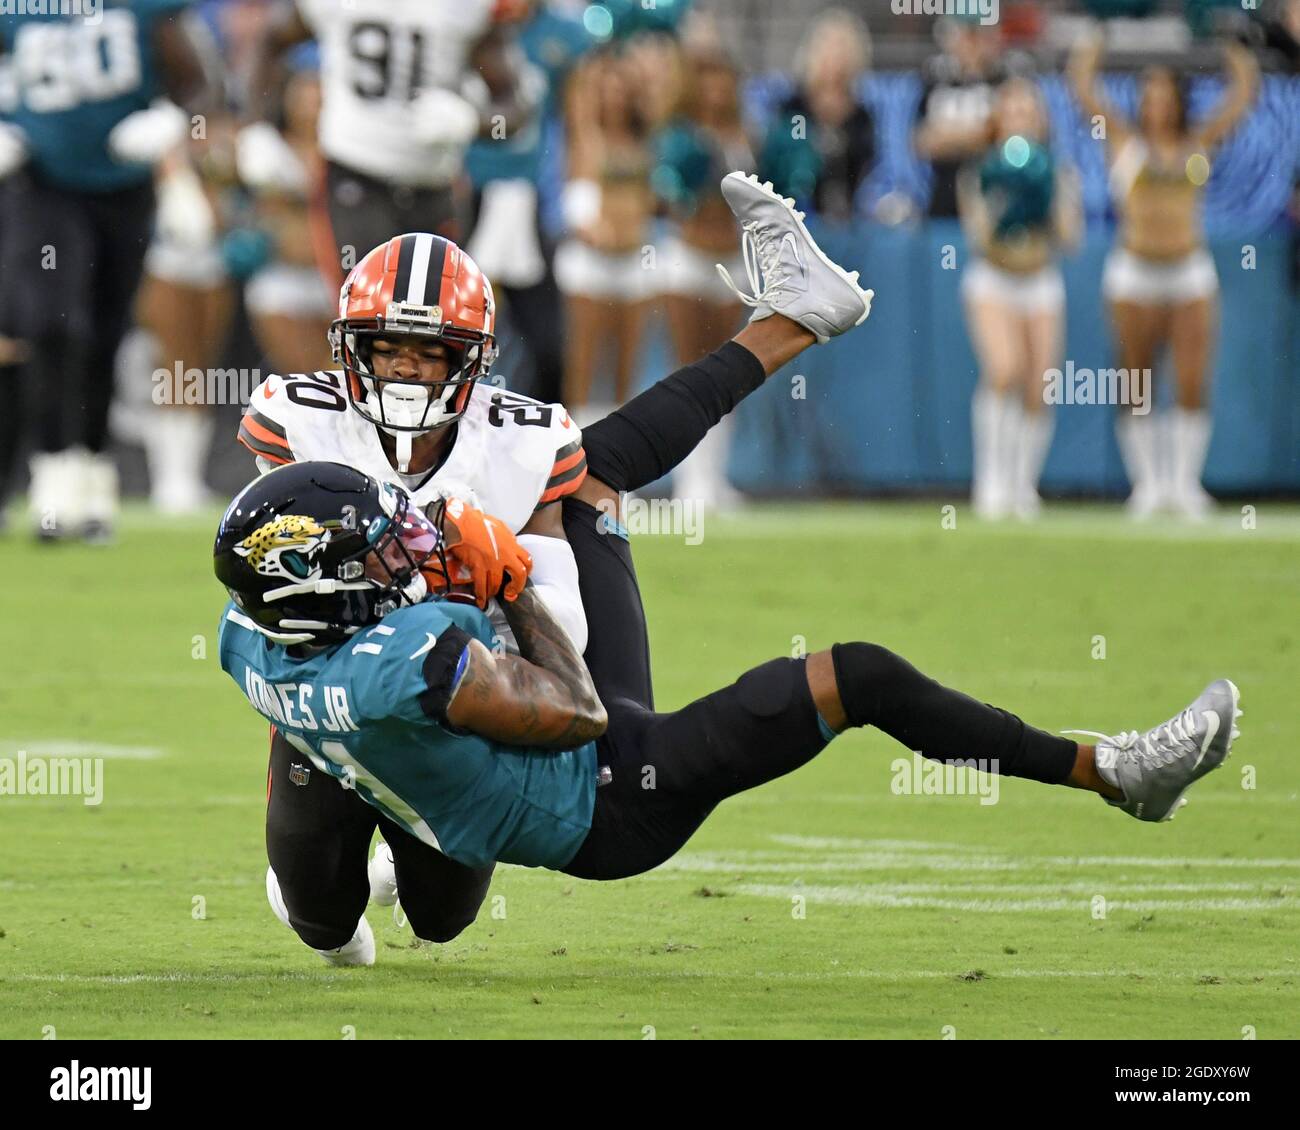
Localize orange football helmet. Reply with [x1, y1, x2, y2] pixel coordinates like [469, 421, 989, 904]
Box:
[329, 233, 497, 438]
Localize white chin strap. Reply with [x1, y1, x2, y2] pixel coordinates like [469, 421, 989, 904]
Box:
[392, 430, 414, 473]
[360, 375, 456, 473]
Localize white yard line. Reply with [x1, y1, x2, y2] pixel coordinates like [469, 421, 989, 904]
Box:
[705, 505, 1300, 544]
[730, 883, 1296, 913]
[765, 835, 1300, 869]
[660, 853, 1300, 874]
[644, 878, 1280, 893]
[0, 741, 166, 760]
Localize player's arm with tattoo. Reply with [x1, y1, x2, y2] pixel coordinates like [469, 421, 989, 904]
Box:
[445, 583, 606, 749]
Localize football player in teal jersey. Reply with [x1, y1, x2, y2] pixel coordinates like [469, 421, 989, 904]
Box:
[0, 0, 215, 540]
[224, 172, 882, 966]
[217, 465, 603, 877]
[217, 460, 1241, 967]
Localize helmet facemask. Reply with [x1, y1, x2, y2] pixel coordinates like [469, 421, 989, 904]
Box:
[351, 489, 447, 615]
[330, 303, 496, 472]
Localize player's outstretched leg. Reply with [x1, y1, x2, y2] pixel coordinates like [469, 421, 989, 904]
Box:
[562, 645, 1242, 881]
[813, 644, 1241, 823]
[567, 172, 879, 710]
[578, 172, 874, 497]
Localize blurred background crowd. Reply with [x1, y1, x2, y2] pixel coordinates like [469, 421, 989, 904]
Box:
[1, 0, 1298, 541]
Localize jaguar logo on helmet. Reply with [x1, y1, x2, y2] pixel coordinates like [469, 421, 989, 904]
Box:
[234, 515, 332, 580]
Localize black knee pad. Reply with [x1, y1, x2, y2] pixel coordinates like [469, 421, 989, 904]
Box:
[830, 642, 912, 729]
[279, 883, 368, 951]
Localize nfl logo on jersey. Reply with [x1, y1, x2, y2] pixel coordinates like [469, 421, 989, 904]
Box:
[288, 763, 311, 788]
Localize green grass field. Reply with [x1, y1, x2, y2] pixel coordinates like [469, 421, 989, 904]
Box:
[1, 501, 1297, 1039]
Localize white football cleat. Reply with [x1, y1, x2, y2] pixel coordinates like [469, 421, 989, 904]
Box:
[266, 866, 376, 967]
[1170, 481, 1214, 522]
[266, 865, 294, 929]
[315, 915, 375, 968]
[368, 840, 399, 907]
[1064, 679, 1241, 823]
[81, 451, 119, 545]
[717, 171, 873, 344]
[1125, 481, 1165, 521]
[28, 450, 83, 542]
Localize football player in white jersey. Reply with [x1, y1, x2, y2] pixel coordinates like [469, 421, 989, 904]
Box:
[246, 173, 879, 965]
[240, 0, 541, 277]
[239, 229, 591, 653]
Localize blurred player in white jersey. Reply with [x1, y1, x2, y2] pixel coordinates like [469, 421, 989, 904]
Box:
[240, 0, 540, 286]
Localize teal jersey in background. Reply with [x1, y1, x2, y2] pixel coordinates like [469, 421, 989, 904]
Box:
[465, 5, 593, 189]
[652, 123, 711, 209]
[977, 138, 1056, 240]
[218, 598, 599, 872]
[653, 122, 737, 216]
[0, 0, 189, 192]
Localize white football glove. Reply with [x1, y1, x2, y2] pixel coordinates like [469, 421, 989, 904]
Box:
[0, 122, 27, 179]
[235, 121, 309, 194]
[107, 100, 189, 166]
[410, 88, 481, 184]
[411, 87, 481, 148]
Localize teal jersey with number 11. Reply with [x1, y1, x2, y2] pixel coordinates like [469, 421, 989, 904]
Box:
[217, 598, 599, 871]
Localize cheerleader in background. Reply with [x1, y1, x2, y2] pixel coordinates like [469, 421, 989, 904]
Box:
[652, 40, 753, 510]
[556, 51, 655, 419]
[760, 7, 875, 225]
[241, 62, 334, 376]
[959, 76, 1080, 521]
[1070, 35, 1257, 519]
[135, 116, 237, 515]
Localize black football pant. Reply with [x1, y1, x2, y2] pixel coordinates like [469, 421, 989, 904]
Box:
[0, 172, 153, 454]
[557, 497, 833, 880]
[561, 338, 1077, 879]
[320, 160, 459, 278]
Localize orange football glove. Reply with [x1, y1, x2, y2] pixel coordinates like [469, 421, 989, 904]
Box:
[424, 497, 532, 609]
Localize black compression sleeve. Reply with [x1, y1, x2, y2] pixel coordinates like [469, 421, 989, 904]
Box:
[580, 341, 766, 492]
[830, 642, 1078, 785]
